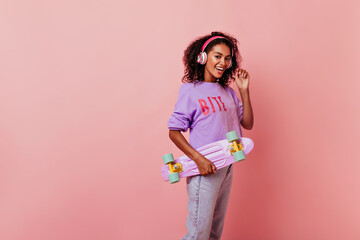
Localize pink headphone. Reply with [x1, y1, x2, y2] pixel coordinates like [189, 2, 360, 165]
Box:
[196, 36, 233, 69]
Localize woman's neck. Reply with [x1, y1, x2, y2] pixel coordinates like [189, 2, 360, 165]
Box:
[203, 71, 217, 83]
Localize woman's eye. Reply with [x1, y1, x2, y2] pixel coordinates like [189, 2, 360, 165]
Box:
[215, 56, 221, 59]
[226, 58, 231, 61]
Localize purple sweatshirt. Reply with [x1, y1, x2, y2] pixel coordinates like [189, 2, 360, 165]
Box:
[168, 81, 243, 149]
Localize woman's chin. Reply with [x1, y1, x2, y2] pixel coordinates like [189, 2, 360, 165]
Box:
[215, 73, 223, 78]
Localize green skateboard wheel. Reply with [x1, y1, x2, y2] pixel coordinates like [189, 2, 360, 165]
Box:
[168, 172, 180, 184]
[163, 153, 175, 164]
[226, 131, 239, 142]
[233, 150, 246, 162]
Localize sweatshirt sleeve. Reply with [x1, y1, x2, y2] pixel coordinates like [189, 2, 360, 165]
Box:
[168, 84, 195, 132]
[229, 87, 243, 122]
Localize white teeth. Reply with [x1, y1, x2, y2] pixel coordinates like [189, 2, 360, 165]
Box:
[216, 67, 224, 71]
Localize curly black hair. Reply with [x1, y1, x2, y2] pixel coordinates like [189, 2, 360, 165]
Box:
[182, 31, 242, 87]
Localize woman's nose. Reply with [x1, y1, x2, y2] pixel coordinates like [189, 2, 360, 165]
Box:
[220, 57, 225, 65]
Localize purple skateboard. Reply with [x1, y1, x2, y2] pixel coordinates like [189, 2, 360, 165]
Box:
[162, 131, 254, 184]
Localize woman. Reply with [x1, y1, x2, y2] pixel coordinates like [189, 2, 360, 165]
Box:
[167, 31, 254, 240]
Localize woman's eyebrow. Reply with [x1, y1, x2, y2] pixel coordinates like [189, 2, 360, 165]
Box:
[214, 52, 231, 57]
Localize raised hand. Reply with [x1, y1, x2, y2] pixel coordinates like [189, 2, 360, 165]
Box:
[235, 68, 250, 90]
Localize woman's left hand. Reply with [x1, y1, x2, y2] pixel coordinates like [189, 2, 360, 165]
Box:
[235, 69, 250, 90]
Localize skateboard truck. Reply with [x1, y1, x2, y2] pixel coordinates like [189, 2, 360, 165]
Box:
[169, 162, 183, 173]
[228, 141, 243, 153]
[162, 153, 182, 184]
[226, 131, 246, 162]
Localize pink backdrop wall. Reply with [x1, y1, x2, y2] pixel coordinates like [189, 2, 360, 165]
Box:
[1, 0, 359, 239]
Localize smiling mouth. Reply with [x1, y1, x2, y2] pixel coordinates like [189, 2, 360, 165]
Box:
[216, 66, 224, 72]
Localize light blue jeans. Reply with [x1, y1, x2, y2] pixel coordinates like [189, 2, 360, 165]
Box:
[182, 164, 233, 240]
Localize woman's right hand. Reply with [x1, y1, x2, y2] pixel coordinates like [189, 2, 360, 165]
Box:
[168, 130, 216, 176]
[194, 155, 217, 176]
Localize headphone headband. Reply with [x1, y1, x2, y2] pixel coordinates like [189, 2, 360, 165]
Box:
[201, 36, 226, 52]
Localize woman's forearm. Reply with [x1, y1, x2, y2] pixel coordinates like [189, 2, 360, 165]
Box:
[169, 130, 202, 163]
[239, 88, 254, 130]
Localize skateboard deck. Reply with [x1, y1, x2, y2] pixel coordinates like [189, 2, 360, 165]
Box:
[161, 131, 254, 183]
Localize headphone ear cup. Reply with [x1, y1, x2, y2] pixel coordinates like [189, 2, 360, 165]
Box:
[197, 52, 207, 65]
[227, 59, 232, 69]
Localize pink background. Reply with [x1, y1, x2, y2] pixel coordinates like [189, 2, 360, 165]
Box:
[1, 0, 359, 239]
